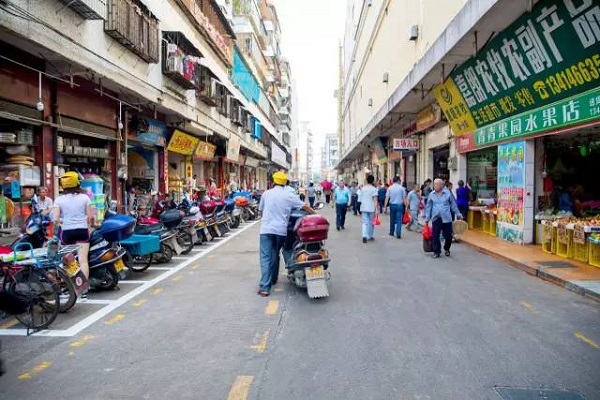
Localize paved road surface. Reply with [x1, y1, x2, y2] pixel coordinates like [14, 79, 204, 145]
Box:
[1, 206, 599, 399]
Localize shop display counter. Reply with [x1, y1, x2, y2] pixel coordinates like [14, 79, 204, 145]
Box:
[541, 221, 556, 254]
[468, 207, 485, 230]
[589, 240, 600, 268]
[555, 226, 573, 259]
[487, 210, 497, 236]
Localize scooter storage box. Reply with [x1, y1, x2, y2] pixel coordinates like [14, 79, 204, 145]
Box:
[224, 198, 235, 212]
[99, 215, 136, 242]
[160, 209, 183, 229]
[234, 196, 249, 207]
[296, 215, 329, 242]
[120, 234, 161, 256]
[200, 200, 216, 215]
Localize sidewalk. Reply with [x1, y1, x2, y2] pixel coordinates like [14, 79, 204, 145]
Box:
[460, 230, 600, 302]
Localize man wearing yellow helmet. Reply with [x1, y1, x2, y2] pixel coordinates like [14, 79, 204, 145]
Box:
[54, 171, 93, 286]
[257, 171, 314, 297]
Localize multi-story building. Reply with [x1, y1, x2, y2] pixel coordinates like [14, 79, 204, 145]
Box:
[337, 0, 600, 246]
[290, 79, 300, 179]
[0, 0, 282, 216]
[324, 133, 339, 173]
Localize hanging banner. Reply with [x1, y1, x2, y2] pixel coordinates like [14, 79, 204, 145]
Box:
[271, 142, 287, 168]
[496, 141, 526, 244]
[128, 118, 168, 146]
[194, 140, 216, 160]
[225, 135, 241, 162]
[436, 0, 600, 136]
[371, 137, 387, 164]
[167, 130, 199, 155]
[415, 103, 441, 132]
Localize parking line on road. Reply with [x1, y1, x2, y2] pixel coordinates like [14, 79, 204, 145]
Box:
[520, 301, 539, 314]
[147, 267, 172, 271]
[69, 335, 94, 348]
[250, 329, 270, 353]
[191, 248, 203, 252]
[0, 220, 259, 337]
[264, 300, 279, 315]
[171, 256, 188, 261]
[152, 288, 164, 295]
[83, 299, 114, 305]
[117, 280, 149, 284]
[104, 314, 125, 326]
[574, 332, 600, 349]
[133, 299, 148, 307]
[227, 375, 254, 400]
[18, 361, 52, 381]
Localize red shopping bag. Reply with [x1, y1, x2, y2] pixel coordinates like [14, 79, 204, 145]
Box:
[422, 224, 432, 240]
[372, 214, 381, 226]
[402, 211, 412, 224]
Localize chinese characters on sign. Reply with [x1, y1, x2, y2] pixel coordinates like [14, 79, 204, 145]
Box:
[433, 78, 478, 135]
[496, 141, 526, 244]
[392, 138, 420, 151]
[434, 0, 600, 135]
[167, 130, 200, 155]
[194, 140, 216, 160]
[415, 103, 442, 132]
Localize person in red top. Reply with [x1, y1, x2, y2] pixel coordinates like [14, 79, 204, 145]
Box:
[321, 179, 333, 205]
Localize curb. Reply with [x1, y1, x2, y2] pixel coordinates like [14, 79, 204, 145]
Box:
[461, 239, 600, 303]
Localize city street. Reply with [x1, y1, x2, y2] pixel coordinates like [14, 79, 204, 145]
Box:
[1, 206, 599, 400]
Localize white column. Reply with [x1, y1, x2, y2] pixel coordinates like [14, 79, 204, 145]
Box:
[523, 139, 536, 244]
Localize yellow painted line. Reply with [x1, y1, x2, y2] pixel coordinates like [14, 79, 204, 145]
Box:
[207, 255, 216, 259]
[250, 329, 270, 353]
[575, 332, 600, 349]
[520, 301, 539, 314]
[19, 361, 52, 381]
[151, 288, 164, 295]
[264, 300, 279, 315]
[273, 288, 284, 293]
[171, 275, 182, 282]
[133, 299, 148, 307]
[69, 335, 94, 348]
[104, 314, 125, 326]
[227, 375, 254, 400]
[0, 317, 19, 329]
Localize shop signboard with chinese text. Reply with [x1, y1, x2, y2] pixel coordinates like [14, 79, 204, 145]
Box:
[496, 141, 526, 244]
[194, 140, 216, 160]
[128, 118, 167, 146]
[435, 0, 600, 135]
[457, 85, 600, 152]
[416, 103, 442, 132]
[167, 130, 199, 155]
[393, 138, 419, 151]
[226, 135, 241, 162]
[371, 137, 387, 164]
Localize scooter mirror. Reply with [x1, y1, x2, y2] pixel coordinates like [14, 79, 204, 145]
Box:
[313, 202, 325, 210]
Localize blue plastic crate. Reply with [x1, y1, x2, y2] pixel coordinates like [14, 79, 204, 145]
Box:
[120, 234, 161, 256]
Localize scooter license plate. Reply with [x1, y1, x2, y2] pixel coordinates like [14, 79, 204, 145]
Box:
[305, 265, 325, 280]
[114, 259, 125, 272]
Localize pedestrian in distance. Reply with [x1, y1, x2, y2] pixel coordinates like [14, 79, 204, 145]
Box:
[307, 181, 316, 208]
[384, 176, 407, 239]
[446, 180, 456, 221]
[456, 180, 471, 221]
[424, 178, 463, 258]
[334, 181, 351, 231]
[356, 184, 363, 216]
[377, 182, 388, 214]
[349, 181, 359, 215]
[358, 175, 378, 243]
[421, 179, 432, 209]
[406, 184, 422, 233]
[257, 171, 314, 297]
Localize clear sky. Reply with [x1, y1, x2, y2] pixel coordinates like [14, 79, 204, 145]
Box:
[271, 0, 347, 151]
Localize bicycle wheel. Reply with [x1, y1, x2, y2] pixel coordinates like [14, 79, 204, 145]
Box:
[10, 268, 60, 330]
[123, 249, 152, 272]
[49, 267, 77, 313]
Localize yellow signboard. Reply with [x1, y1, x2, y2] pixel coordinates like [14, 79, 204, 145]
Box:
[167, 130, 199, 155]
[433, 78, 477, 136]
[194, 140, 216, 160]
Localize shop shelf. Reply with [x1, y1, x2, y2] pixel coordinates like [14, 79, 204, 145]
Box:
[467, 210, 483, 230]
[589, 241, 600, 268]
[572, 240, 589, 263]
[555, 230, 572, 259]
[542, 225, 556, 254]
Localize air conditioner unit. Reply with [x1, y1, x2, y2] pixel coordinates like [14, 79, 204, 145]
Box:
[246, 114, 253, 133]
[227, 95, 236, 121]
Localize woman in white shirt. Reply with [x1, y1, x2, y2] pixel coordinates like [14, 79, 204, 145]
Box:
[358, 175, 379, 243]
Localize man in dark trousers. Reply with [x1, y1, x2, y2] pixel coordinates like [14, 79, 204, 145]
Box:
[424, 179, 463, 258]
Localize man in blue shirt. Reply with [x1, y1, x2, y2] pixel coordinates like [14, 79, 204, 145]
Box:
[425, 178, 463, 258]
[384, 176, 407, 238]
[333, 181, 351, 230]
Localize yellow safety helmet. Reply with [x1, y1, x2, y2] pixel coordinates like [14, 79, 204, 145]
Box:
[60, 171, 80, 189]
[272, 171, 288, 186]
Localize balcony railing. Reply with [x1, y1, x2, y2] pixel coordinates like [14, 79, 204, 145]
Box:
[105, 0, 159, 63]
[58, 0, 106, 19]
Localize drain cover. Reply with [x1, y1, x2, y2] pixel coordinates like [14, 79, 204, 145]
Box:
[536, 261, 576, 268]
[495, 387, 585, 400]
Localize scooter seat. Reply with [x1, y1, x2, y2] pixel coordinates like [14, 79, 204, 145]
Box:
[135, 223, 164, 235]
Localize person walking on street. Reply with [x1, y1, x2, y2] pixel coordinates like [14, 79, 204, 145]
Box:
[421, 179, 432, 208]
[358, 175, 378, 243]
[322, 179, 332, 205]
[384, 176, 407, 239]
[377, 182, 388, 214]
[257, 171, 314, 297]
[406, 184, 422, 232]
[307, 182, 316, 208]
[456, 180, 470, 220]
[334, 181, 351, 230]
[424, 178, 462, 258]
[349, 182, 359, 215]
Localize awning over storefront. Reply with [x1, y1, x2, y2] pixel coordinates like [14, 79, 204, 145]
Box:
[57, 116, 117, 140]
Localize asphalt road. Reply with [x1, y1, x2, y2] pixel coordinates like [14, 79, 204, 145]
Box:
[1, 206, 599, 400]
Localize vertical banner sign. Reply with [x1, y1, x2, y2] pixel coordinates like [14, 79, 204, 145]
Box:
[496, 141, 526, 244]
[371, 137, 387, 164]
[434, 0, 600, 137]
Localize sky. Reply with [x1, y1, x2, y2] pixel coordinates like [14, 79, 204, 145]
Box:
[271, 0, 347, 151]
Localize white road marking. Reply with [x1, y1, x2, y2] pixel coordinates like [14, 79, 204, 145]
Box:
[171, 256, 188, 261]
[0, 221, 259, 337]
[191, 248, 203, 252]
[78, 299, 114, 305]
[147, 267, 173, 271]
[117, 280, 149, 284]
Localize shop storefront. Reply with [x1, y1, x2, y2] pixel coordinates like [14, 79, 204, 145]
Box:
[435, 0, 600, 255]
[193, 139, 217, 189]
[391, 137, 419, 187]
[126, 116, 168, 194]
[166, 129, 200, 202]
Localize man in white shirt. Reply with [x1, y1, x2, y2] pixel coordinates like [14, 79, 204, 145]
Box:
[358, 175, 379, 243]
[35, 187, 53, 215]
[258, 171, 314, 296]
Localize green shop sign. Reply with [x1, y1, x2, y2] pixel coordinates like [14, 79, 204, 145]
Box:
[456, 86, 600, 152]
[442, 0, 600, 131]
